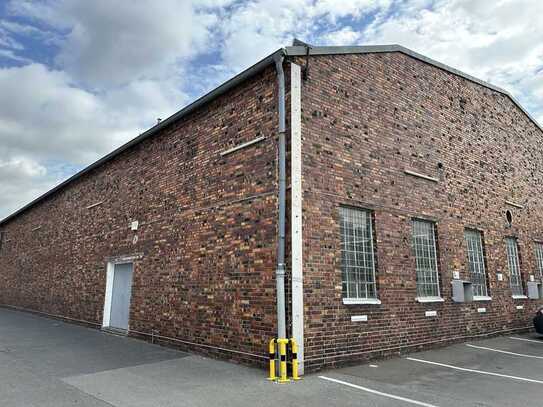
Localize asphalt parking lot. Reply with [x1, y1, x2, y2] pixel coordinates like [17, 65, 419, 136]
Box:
[1, 307, 542, 406]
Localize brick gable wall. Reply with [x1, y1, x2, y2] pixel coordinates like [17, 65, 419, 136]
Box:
[299, 52, 543, 370]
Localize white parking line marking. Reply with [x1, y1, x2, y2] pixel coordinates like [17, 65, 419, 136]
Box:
[508, 336, 543, 344]
[319, 376, 440, 407]
[466, 344, 543, 359]
[406, 357, 543, 384]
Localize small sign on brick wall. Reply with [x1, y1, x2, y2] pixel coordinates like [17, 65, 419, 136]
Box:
[351, 315, 368, 322]
[477, 307, 487, 313]
[425, 310, 437, 317]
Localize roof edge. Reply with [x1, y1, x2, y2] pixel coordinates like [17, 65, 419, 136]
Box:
[0, 48, 285, 227]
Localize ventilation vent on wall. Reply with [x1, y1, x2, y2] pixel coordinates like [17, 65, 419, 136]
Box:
[505, 200, 523, 209]
[404, 169, 439, 183]
[86, 201, 104, 210]
[220, 136, 266, 157]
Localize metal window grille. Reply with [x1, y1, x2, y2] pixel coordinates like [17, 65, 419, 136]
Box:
[412, 219, 440, 298]
[506, 237, 523, 296]
[339, 207, 377, 299]
[534, 242, 543, 280]
[464, 230, 488, 297]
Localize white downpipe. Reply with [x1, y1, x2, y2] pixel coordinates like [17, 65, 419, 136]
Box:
[290, 62, 304, 375]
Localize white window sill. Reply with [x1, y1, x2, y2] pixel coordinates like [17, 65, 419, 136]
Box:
[473, 296, 492, 301]
[343, 298, 382, 305]
[512, 295, 528, 299]
[416, 296, 444, 303]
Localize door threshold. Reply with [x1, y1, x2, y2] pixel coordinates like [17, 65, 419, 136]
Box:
[102, 326, 128, 336]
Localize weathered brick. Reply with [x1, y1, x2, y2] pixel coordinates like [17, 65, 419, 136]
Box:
[0, 65, 281, 367]
[1, 50, 542, 373]
[297, 52, 543, 371]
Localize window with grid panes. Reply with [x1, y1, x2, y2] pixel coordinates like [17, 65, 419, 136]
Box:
[339, 207, 377, 300]
[412, 219, 440, 298]
[464, 230, 488, 297]
[506, 237, 523, 296]
[534, 242, 543, 280]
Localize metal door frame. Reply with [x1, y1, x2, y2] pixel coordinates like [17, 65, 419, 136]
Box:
[102, 260, 134, 330]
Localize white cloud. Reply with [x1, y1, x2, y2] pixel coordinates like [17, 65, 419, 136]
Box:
[0, 63, 186, 163]
[311, 0, 392, 23]
[0, 20, 53, 38]
[321, 26, 361, 45]
[0, 157, 46, 180]
[0, 25, 24, 50]
[9, 0, 216, 88]
[0, 48, 31, 62]
[0, 156, 57, 219]
[217, 0, 393, 70]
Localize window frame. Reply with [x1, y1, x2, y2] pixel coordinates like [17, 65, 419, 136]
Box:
[505, 237, 525, 298]
[464, 229, 490, 299]
[534, 241, 543, 281]
[411, 218, 442, 301]
[339, 206, 380, 304]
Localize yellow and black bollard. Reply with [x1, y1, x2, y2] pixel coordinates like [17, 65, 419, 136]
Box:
[289, 338, 300, 380]
[277, 338, 290, 383]
[267, 339, 277, 381]
[267, 337, 301, 382]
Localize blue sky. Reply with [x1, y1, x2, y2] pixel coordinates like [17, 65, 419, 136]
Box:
[0, 0, 542, 219]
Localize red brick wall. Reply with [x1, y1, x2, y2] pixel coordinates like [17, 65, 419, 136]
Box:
[0, 65, 283, 365]
[3, 51, 542, 372]
[299, 52, 543, 370]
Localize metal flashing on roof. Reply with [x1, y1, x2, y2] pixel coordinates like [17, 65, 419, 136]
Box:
[1, 43, 541, 226]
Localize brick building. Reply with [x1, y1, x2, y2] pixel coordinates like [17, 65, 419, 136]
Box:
[1, 42, 542, 373]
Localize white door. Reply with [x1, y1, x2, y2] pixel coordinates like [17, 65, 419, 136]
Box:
[106, 263, 133, 331]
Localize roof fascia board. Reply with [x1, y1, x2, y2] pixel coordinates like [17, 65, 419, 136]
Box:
[0, 48, 285, 226]
[286, 44, 542, 132]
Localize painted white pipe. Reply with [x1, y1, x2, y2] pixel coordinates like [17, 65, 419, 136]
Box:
[273, 52, 287, 341]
